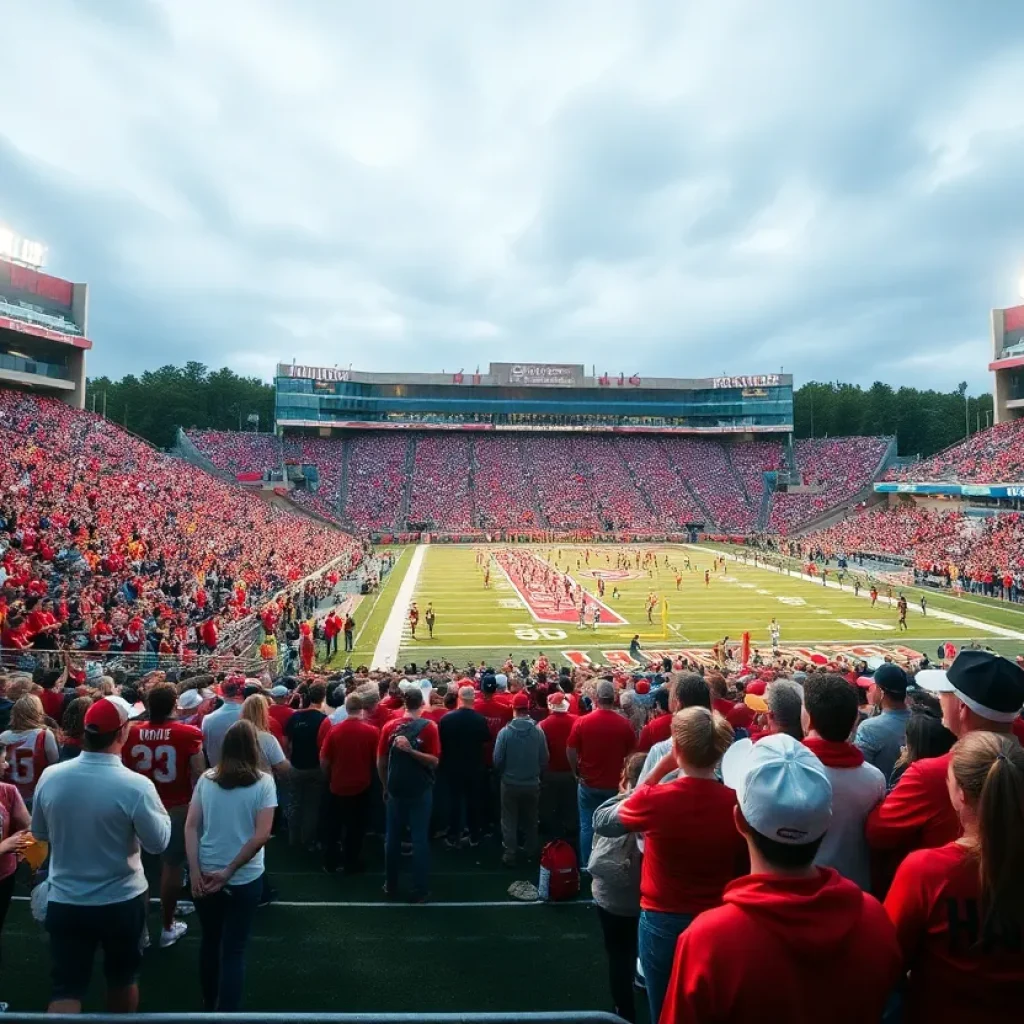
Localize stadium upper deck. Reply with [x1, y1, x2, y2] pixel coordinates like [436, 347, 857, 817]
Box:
[275, 361, 793, 434]
[0, 242, 90, 409]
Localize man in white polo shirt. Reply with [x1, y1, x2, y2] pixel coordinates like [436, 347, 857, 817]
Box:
[31, 695, 171, 1014]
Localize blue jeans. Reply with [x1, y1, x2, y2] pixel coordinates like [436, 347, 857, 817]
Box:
[577, 784, 616, 869]
[639, 909, 694, 1024]
[385, 790, 432, 898]
[194, 875, 262, 1011]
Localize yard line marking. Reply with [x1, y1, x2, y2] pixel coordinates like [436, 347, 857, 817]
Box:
[372, 544, 427, 669]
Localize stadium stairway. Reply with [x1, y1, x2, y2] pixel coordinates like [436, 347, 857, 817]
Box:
[399, 435, 416, 528]
[659, 439, 717, 527]
[336, 437, 352, 522]
[724, 445, 753, 505]
[757, 472, 775, 531]
[468, 436, 479, 526]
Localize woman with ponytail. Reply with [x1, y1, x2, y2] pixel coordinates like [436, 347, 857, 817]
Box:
[885, 731, 1024, 1023]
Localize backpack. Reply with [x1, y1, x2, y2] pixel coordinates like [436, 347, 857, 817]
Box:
[538, 840, 579, 902]
[386, 718, 434, 799]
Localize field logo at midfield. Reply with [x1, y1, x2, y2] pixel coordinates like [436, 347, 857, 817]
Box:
[577, 568, 645, 581]
[493, 550, 627, 626]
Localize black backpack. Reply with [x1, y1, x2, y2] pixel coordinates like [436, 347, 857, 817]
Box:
[386, 718, 434, 799]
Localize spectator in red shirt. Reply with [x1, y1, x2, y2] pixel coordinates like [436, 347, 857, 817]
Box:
[661, 733, 902, 1024]
[123, 683, 204, 947]
[594, 707, 747, 1023]
[885, 731, 1024, 1024]
[376, 689, 440, 903]
[867, 653, 1024, 883]
[539, 690, 578, 839]
[266, 685, 295, 734]
[319, 694, 379, 874]
[567, 679, 635, 868]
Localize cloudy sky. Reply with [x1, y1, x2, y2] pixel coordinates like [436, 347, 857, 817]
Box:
[2, 0, 1022, 391]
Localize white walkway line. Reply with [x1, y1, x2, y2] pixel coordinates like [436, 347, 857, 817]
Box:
[11, 896, 592, 909]
[692, 544, 1024, 642]
[372, 543, 427, 669]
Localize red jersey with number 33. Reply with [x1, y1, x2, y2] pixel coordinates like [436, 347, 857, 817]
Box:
[124, 721, 203, 809]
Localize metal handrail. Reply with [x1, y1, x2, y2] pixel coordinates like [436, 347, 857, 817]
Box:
[0, 1015, 628, 1024]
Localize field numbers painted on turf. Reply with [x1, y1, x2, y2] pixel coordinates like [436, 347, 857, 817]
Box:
[498, 598, 525, 609]
[738, 583, 756, 589]
[836, 619, 895, 632]
[815, 609, 833, 615]
[720, 576, 739, 583]
[513, 625, 568, 641]
[778, 596, 807, 606]
[756, 589, 772, 596]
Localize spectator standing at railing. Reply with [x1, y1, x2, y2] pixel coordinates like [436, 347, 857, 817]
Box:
[31, 695, 171, 1014]
[0, 694, 59, 808]
[284, 683, 327, 849]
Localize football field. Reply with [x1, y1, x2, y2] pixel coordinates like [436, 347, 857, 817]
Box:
[336, 543, 1024, 672]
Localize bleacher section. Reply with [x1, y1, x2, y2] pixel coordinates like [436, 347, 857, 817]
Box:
[184, 429, 892, 536]
[769, 436, 890, 534]
[884, 419, 1024, 483]
[3, 392, 361, 654]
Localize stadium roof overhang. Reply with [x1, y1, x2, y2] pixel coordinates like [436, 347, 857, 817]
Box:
[0, 314, 91, 349]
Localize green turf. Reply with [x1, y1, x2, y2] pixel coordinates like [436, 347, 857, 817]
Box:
[345, 543, 1023, 671]
[3, 837, 613, 1016]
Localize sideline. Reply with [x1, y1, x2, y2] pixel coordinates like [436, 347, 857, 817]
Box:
[691, 544, 1024, 643]
[372, 544, 426, 669]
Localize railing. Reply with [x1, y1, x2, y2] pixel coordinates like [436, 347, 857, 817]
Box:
[0, 1015, 627, 1024]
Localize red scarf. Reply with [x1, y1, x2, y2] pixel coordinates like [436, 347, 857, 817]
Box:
[803, 736, 864, 768]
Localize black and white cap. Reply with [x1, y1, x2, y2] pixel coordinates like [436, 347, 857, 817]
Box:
[916, 650, 1024, 723]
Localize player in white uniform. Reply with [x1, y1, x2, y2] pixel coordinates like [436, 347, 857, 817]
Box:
[769, 618, 781, 655]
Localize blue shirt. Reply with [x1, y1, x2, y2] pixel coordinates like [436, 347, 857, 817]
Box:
[854, 707, 911, 783]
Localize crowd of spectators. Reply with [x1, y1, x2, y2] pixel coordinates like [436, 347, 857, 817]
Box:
[886, 419, 1024, 484]
[188, 428, 895, 536]
[5, 636, 1023, 1021]
[282, 437, 346, 524]
[663, 438, 756, 532]
[800, 503, 1024, 592]
[342, 434, 409, 533]
[518, 437, 603, 532]
[184, 430, 282, 479]
[409, 435, 473, 530]
[472, 437, 538, 529]
[769, 436, 889, 534]
[0, 389, 361, 664]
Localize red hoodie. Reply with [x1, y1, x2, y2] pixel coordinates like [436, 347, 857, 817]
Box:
[660, 868, 901, 1024]
[885, 842, 1024, 1024]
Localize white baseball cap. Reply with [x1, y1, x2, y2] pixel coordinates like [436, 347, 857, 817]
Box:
[722, 734, 832, 845]
[176, 690, 203, 711]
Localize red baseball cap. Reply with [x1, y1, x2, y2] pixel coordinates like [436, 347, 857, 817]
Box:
[512, 692, 530, 710]
[634, 680, 651, 695]
[84, 695, 135, 733]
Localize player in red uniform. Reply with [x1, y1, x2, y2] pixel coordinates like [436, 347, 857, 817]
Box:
[123, 683, 205, 947]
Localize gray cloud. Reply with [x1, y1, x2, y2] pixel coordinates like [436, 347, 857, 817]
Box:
[1, 0, 1023, 392]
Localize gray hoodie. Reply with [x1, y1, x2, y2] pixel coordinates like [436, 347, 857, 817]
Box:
[493, 716, 549, 787]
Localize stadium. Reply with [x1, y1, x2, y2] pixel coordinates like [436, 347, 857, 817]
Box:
[2, 249, 1024, 1018]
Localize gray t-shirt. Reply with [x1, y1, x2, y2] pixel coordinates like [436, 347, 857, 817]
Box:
[191, 770, 277, 886]
[854, 708, 911, 784]
[31, 751, 170, 905]
[201, 701, 243, 768]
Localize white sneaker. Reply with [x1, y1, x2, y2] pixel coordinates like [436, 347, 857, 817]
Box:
[160, 921, 187, 948]
[139, 928, 151, 952]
